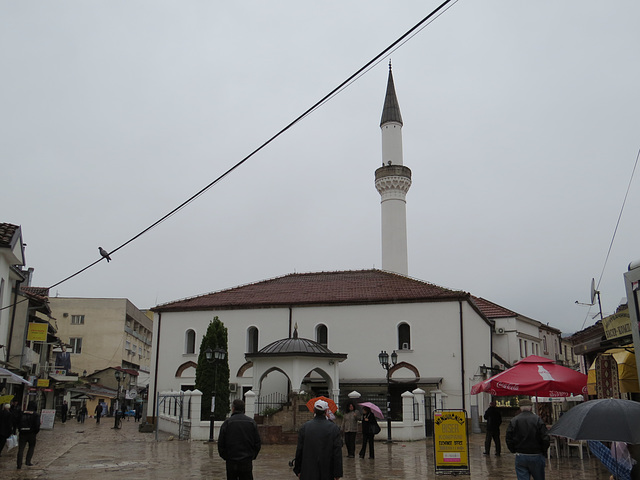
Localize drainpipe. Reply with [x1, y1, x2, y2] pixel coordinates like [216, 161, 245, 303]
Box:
[288, 307, 293, 338]
[459, 299, 466, 411]
[151, 312, 162, 422]
[6, 277, 23, 364]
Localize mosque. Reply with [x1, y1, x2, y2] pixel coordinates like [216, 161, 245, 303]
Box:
[149, 65, 495, 425]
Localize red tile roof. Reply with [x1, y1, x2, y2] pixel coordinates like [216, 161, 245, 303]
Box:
[0, 223, 20, 248]
[153, 269, 468, 312]
[471, 296, 517, 319]
[21, 286, 50, 299]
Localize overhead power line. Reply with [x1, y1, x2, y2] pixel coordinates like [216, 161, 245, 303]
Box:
[46, 0, 460, 292]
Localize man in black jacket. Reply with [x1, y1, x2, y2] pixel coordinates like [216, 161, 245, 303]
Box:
[218, 399, 261, 480]
[483, 401, 502, 456]
[294, 399, 343, 480]
[17, 401, 41, 469]
[506, 399, 550, 480]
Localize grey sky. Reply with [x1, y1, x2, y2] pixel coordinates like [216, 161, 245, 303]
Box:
[2, 1, 638, 334]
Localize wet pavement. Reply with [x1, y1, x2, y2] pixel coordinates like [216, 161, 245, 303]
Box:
[0, 417, 615, 479]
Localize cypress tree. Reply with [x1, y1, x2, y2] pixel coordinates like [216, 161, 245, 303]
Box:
[195, 316, 230, 421]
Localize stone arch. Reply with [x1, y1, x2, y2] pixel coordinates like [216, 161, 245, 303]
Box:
[175, 361, 198, 378]
[236, 361, 253, 378]
[389, 361, 419, 379]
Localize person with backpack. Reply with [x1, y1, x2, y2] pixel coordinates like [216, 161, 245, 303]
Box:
[17, 401, 41, 469]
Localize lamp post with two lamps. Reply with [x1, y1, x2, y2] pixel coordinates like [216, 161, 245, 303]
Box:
[113, 369, 127, 429]
[205, 347, 226, 443]
[378, 349, 397, 443]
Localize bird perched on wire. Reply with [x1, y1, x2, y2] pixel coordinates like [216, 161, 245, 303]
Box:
[98, 247, 112, 262]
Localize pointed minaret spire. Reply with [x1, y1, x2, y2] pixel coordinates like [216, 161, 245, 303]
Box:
[380, 61, 403, 127]
[375, 63, 411, 276]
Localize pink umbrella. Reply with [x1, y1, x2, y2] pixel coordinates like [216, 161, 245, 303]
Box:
[470, 355, 588, 397]
[358, 402, 384, 419]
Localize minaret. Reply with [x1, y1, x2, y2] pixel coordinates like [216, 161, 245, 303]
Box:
[375, 63, 411, 276]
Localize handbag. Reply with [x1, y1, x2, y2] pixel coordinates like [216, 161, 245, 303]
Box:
[372, 422, 381, 435]
[6, 434, 18, 451]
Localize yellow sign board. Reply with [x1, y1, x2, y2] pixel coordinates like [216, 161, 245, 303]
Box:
[603, 310, 631, 340]
[27, 322, 48, 342]
[433, 409, 470, 475]
[37, 379, 50, 388]
[0, 394, 14, 405]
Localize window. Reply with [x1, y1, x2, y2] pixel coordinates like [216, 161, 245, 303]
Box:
[69, 337, 83, 354]
[71, 315, 85, 325]
[185, 329, 196, 354]
[398, 323, 411, 350]
[519, 339, 524, 358]
[524, 341, 528, 356]
[316, 325, 328, 347]
[247, 327, 259, 353]
[543, 336, 548, 354]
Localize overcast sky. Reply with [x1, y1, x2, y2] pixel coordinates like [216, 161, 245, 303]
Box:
[2, 1, 639, 334]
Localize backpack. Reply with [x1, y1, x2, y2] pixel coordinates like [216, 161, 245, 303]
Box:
[20, 412, 33, 432]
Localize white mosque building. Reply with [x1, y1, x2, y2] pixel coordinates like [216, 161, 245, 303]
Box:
[149, 66, 495, 427]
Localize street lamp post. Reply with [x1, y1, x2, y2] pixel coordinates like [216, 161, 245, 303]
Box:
[378, 349, 398, 443]
[113, 369, 127, 429]
[205, 347, 227, 443]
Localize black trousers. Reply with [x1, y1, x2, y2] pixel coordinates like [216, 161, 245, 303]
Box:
[484, 428, 501, 454]
[226, 459, 254, 480]
[344, 432, 356, 456]
[17, 432, 37, 467]
[359, 433, 375, 458]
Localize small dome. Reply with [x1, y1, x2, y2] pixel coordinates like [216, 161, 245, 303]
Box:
[258, 336, 333, 356]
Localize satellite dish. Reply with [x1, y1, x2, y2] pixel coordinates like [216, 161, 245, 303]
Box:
[590, 278, 597, 305]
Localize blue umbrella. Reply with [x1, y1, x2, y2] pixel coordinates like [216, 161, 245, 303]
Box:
[587, 441, 632, 480]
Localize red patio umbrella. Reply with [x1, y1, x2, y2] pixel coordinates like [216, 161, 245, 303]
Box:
[470, 355, 588, 397]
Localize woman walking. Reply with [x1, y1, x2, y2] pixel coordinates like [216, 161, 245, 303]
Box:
[359, 406, 379, 459]
[341, 403, 358, 458]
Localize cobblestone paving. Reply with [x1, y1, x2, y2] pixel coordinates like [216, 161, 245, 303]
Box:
[0, 417, 614, 479]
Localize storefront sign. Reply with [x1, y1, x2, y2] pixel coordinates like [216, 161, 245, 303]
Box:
[603, 310, 631, 340]
[433, 409, 470, 475]
[37, 379, 50, 388]
[27, 322, 48, 342]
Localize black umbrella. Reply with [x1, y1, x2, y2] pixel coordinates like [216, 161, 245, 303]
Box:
[548, 398, 640, 444]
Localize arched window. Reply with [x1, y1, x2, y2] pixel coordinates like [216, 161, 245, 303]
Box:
[185, 329, 196, 354]
[316, 324, 328, 347]
[247, 327, 259, 353]
[398, 323, 411, 350]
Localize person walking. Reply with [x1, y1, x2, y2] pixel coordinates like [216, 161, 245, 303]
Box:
[16, 401, 41, 469]
[0, 403, 16, 457]
[506, 399, 550, 480]
[341, 403, 358, 458]
[94, 402, 102, 424]
[78, 403, 88, 424]
[61, 400, 68, 423]
[358, 406, 379, 459]
[217, 399, 261, 480]
[483, 400, 502, 456]
[294, 399, 343, 480]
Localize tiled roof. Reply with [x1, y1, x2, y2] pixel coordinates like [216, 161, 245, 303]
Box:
[21, 286, 50, 300]
[0, 223, 19, 248]
[471, 296, 517, 319]
[153, 269, 467, 312]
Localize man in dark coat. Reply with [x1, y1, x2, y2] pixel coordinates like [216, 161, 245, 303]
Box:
[483, 400, 502, 456]
[17, 401, 41, 469]
[294, 399, 343, 480]
[0, 403, 16, 456]
[506, 399, 550, 480]
[218, 399, 261, 480]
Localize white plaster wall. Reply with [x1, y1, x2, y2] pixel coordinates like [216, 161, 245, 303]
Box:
[381, 198, 408, 276]
[0, 255, 11, 356]
[151, 299, 492, 415]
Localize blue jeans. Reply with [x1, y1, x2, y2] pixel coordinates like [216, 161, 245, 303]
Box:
[515, 453, 545, 480]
